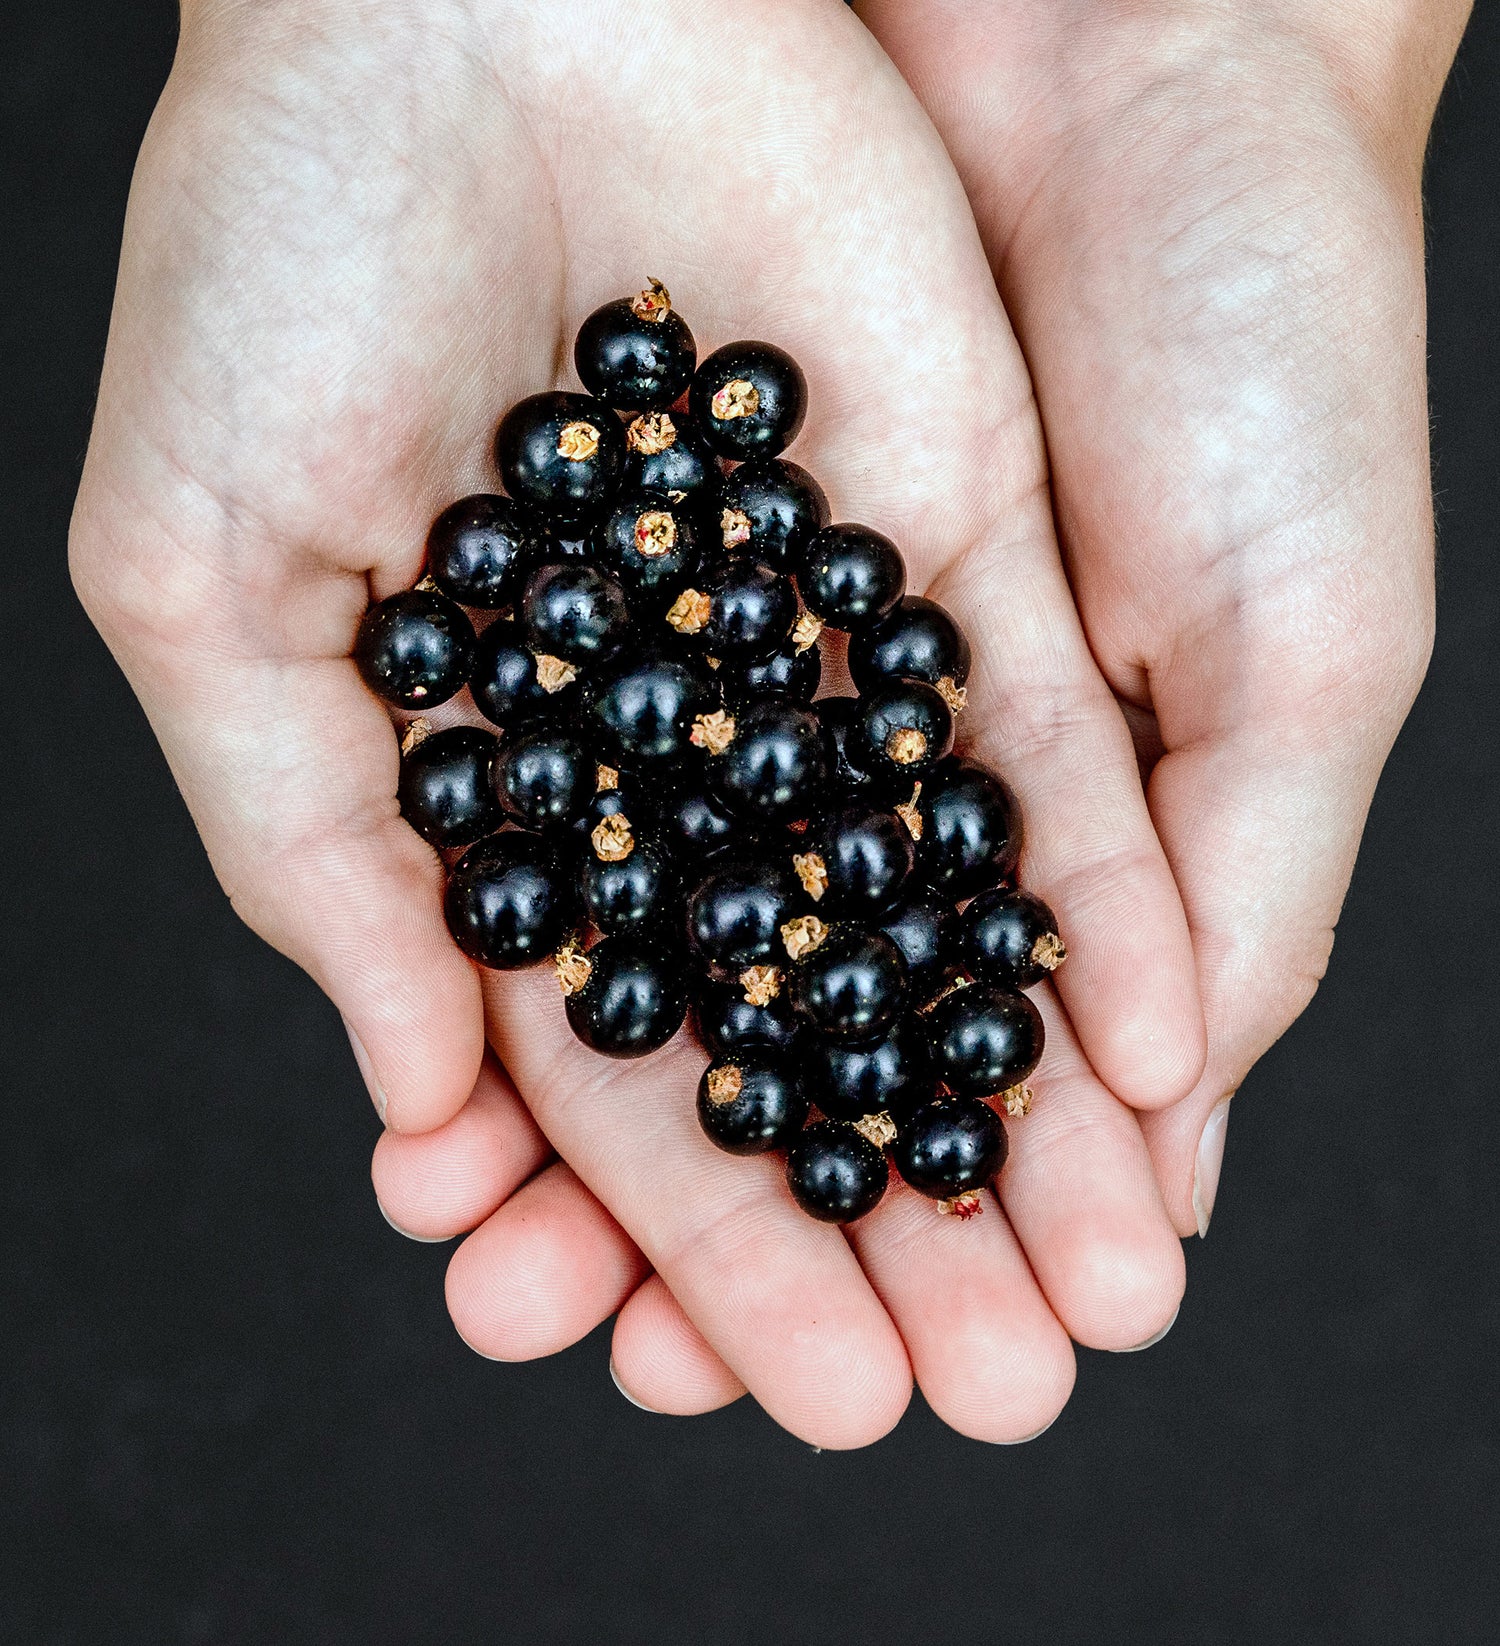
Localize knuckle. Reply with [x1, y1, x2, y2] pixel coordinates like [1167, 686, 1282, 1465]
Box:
[69, 504, 227, 654]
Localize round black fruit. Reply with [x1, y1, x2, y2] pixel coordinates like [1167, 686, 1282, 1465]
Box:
[815, 696, 875, 793]
[878, 888, 958, 998]
[786, 1122, 889, 1223]
[806, 1015, 935, 1123]
[893, 1096, 1008, 1200]
[564, 940, 689, 1059]
[495, 390, 625, 521]
[397, 725, 502, 850]
[847, 595, 971, 700]
[593, 493, 704, 609]
[582, 836, 678, 939]
[589, 649, 716, 768]
[657, 779, 742, 863]
[926, 982, 1044, 1097]
[470, 616, 578, 728]
[354, 588, 475, 709]
[800, 523, 906, 631]
[958, 888, 1065, 991]
[853, 678, 955, 792]
[788, 926, 908, 1046]
[493, 725, 595, 833]
[622, 410, 720, 506]
[716, 458, 829, 570]
[426, 494, 544, 609]
[444, 832, 575, 969]
[686, 856, 800, 979]
[710, 698, 829, 823]
[694, 978, 802, 1060]
[702, 559, 797, 662]
[697, 1057, 808, 1155]
[916, 757, 1023, 899]
[690, 341, 807, 460]
[574, 280, 696, 411]
[718, 633, 822, 708]
[522, 561, 631, 666]
[799, 802, 914, 917]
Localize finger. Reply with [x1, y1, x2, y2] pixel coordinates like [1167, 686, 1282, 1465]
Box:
[445, 1162, 649, 1362]
[610, 1275, 748, 1416]
[371, 1054, 553, 1241]
[481, 968, 913, 1450]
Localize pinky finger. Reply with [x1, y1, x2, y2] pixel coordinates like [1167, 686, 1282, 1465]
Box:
[611, 1275, 748, 1416]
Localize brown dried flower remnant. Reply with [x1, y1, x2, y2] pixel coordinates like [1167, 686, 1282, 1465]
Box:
[936, 676, 969, 715]
[590, 814, 634, 862]
[554, 940, 593, 997]
[781, 914, 829, 961]
[634, 510, 677, 558]
[1032, 932, 1067, 972]
[535, 653, 578, 693]
[938, 1190, 984, 1220]
[919, 973, 972, 1015]
[626, 411, 677, 455]
[852, 1112, 898, 1150]
[894, 783, 923, 840]
[1001, 1083, 1034, 1119]
[630, 277, 672, 321]
[556, 421, 600, 462]
[400, 717, 433, 756]
[721, 507, 752, 550]
[705, 1064, 743, 1106]
[887, 726, 928, 765]
[711, 378, 760, 421]
[690, 710, 736, 755]
[793, 852, 829, 901]
[740, 966, 782, 1007]
[791, 610, 823, 653]
[596, 764, 620, 792]
[666, 588, 712, 635]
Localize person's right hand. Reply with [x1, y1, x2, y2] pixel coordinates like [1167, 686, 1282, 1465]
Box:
[76, 0, 1198, 1446]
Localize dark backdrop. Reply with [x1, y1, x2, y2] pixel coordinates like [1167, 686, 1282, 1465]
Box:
[4, 4, 1497, 1642]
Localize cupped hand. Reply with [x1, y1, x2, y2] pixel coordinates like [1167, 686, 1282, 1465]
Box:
[859, 0, 1467, 1233]
[76, 0, 1200, 1445]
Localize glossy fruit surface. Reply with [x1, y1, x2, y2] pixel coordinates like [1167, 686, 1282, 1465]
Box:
[593, 493, 704, 608]
[444, 831, 574, 968]
[815, 695, 875, 793]
[916, 757, 1023, 899]
[354, 588, 475, 709]
[716, 458, 829, 569]
[657, 779, 743, 862]
[522, 561, 631, 666]
[854, 678, 955, 791]
[686, 856, 800, 978]
[718, 634, 821, 708]
[802, 802, 914, 916]
[697, 1057, 808, 1154]
[690, 340, 807, 460]
[800, 523, 906, 630]
[589, 648, 716, 768]
[694, 978, 802, 1059]
[397, 725, 502, 849]
[574, 283, 696, 411]
[786, 1122, 888, 1223]
[426, 493, 544, 609]
[622, 410, 721, 504]
[493, 725, 595, 833]
[703, 559, 797, 662]
[806, 1015, 934, 1122]
[582, 836, 678, 939]
[711, 698, 828, 823]
[878, 888, 957, 998]
[565, 940, 689, 1058]
[847, 595, 971, 698]
[470, 617, 577, 728]
[893, 1096, 1007, 1199]
[958, 888, 1065, 991]
[926, 982, 1044, 1097]
[495, 391, 625, 521]
[789, 926, 908, 1046]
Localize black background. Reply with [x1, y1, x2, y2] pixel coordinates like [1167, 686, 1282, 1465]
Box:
[4, 3, 1497, 1642]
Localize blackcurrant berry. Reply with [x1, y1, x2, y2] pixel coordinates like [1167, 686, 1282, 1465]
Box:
[690, 340, 807, 460]
[814, 695, 876, 793]
[716, 458, 829, 570]
[622, 410, 721, 506]
[700, 559, 797, 663]
[493, 725, 595, 833]
[916, 757, 1022, 899]
[582, 833, 679, 940]
[444, 831, 575, 968]
[800, 524, 906, 631]
[593, 493, 705, 609]
[806, 1014, 935, 1123]
[926, 982, 1044, 1097]
[717, 632, 822, 708]
[657, 779, 743, 863]
[697, 1056, 808, 1155]
[796, 802, 914, 916]
[426, 494, 544, 610]
[788, 925, 908, 1046]
[397, 724, 502, 850]
[694, 977, 803, 1060]
[853, 678, 955, 793]
[878, 888, 958, 998]
[892, 1096, 1007, 1201]
[574, 280, 696, 411]
[589, 648, 717, 768]
[522, 561, 631, 666]
[958, 888, 1066, 991]
[470, 616, 581, 728]
[495, 391, 625, 522]
[571, 771, 656, 852]
[354, 588, 475, 709]
[786, 1121, 888, 1223]
[686, 856, 800, 980]
[847, 595, 971, 705]
[710, 698, 829, 823]
[563, 938, 689, 1058]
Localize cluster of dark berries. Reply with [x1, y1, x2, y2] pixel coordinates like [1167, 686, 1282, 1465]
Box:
[355, 280, 1066, 1223]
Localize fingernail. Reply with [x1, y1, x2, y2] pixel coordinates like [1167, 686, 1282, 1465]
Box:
[998, 1411, 1059, 1446]
[454, 1326, 504, 1362]
[1193, 1095, 1233, 1238]
[375, 1198, 449, 1244]
[342, 1016, 388, 1124]
[609, 1356, 663, 1414]
[1111, 1303, 1180, 1353]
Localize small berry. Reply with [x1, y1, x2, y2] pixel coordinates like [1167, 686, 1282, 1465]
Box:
[444, 831, 575, 968]
[657, 779, 744, 863]
[495, 391, 626, 521]
[892, 1096, 1007, 1201]
[853, 678, 955, 791]
[563, 938, 689, 1058]
[957, 888, 1066, 990]
[687, 856, 801, 979]
[697, 1056, 809, 1154]
[426, 494, 545, 609]
[593, 492, 706, 609]
[694, 977, 802, 1059]
[470, 616, 579, 728]
[800, 523, 906, 630]
[622, 411, 721, 505]
[916, 757, 1022, 899]
[710, 697, 829, 823]
[799, 802, 914, 916]
[926, 982, 1044, 1097]
[715, 458, 829, 569]
[878, 888, 958, 998]
[589, 648, 717, 768]
[786, 1121, 889, 1223]
[354, 588, 475, 709]
[847, 595, 972, 705]
[574, 280, 697, 410]
[788, 925, 908, 1046]
[397, 723, 502, 849]
[522, 561, 632, 666]
[718, 632, 822, 708]
[582, 835, 679, 939]
[814, 695, 876, 793]
[806, 1014, 935, 1123]
[690, 341, 807, 460]
[493, 725, 595, 833]
[702, 559, 798, 662]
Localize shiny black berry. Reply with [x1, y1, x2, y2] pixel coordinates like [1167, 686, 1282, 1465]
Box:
[718, 633, 822, 708]
[710, 698, 829, 823]
[800, 524, 906, 631]
[444, 831, 575, 969]
[815, 696, 876, 793]
[788, 926, 908, 1046]
[878, 888, 958, 998]
[892, 1096, 1007, 1200]
[799, 802, 914, 916]
[495, 391, 625, 522]
[806, 1015, 935, 1123]
[564, 939, 689, 1058]
[958, 888, 1065, 991]
[702, 559, 797, 662]
[697, 1057, 808, 1155]
[397, 725, 502, 850]
[622, 411, 721, 506]
[582, 835, 679, 939]
[354, 588, 475, 709]
[694, 977, 803, 1060]
[916, 757, 1022, 899]
[657, 779, 743, 863]
[470, 616, 580, 728]
[493, 725, 595, 833]
[426, 494, 544, 610]
[686, 856, 800, 979]
[690, 341, 807, 460]
[716, 458, 829, 570]
[847, 595, 971, 699]
[574, 280, 696, 411]
[589, 648, 716, 768]
[593, 493, 705, 609]
[926, 982, 1044, 1097]
[853, 678, 955, 792]
[522, 561, 631, 666]
[786, 1122, 888, 1223]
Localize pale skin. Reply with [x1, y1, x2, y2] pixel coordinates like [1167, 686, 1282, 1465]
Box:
[72, 0, 1466, 1442]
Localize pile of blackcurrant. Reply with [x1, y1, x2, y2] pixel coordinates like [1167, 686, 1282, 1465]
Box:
[355, 280, 1066, 1223]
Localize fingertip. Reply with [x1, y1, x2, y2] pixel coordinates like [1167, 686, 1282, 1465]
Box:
[610, 1275, 747, 1416]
